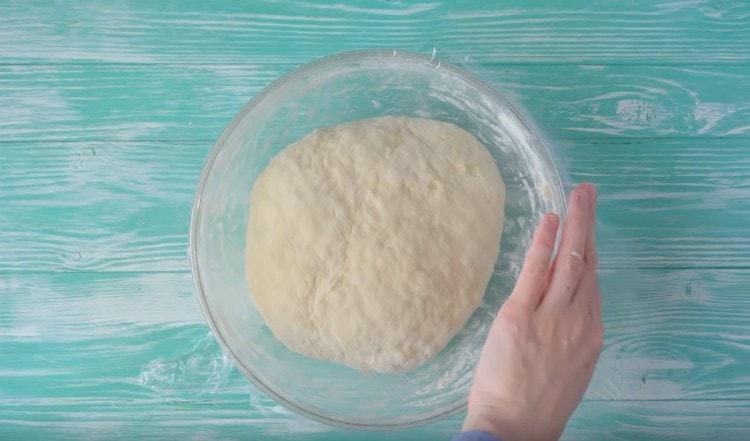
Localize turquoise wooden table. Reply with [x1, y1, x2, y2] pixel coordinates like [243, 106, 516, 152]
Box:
[2, 1, 749, 440]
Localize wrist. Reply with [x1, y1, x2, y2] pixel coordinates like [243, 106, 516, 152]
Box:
[463, 405, 515, 441]
[464, 404, 559, 441]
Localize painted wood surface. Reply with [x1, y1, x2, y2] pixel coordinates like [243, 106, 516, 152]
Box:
[1, 0, 749, 440]
[2, 139, 748, 272]
[1, 0, 749, 64]
[1, 64, 749, 142]
[4, 397, 750, 441]
[2, 269, 749, 400]
[2, 269, 749, 439]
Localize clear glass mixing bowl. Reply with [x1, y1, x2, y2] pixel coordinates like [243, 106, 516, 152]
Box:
[190, 50, 566, 429]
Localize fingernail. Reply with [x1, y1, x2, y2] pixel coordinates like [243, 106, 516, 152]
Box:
[583, 183, 597, 220]
[543, 212, 559, 228]
[586, 183, 597, 207]
[574, 186, 586, 208]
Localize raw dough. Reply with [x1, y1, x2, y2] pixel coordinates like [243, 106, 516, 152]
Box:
[245, 116, 505, 373]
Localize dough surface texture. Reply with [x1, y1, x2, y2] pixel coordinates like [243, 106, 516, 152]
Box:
[245, 116, 505, 373]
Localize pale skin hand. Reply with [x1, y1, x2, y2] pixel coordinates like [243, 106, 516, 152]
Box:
[463, 183, 603, 441]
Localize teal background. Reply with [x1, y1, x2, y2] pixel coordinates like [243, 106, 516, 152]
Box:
[1, 1, 749, 440]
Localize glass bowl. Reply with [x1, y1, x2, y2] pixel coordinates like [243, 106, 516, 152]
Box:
[190, 49, 566, 429]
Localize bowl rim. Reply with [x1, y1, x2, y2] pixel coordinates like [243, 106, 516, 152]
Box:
[189, 48, 566, 430]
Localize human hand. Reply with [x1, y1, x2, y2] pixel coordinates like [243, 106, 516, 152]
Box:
[463, 183, 603, 441]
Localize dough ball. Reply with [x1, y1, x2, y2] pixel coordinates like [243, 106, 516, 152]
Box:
[245, 116, 505, 373]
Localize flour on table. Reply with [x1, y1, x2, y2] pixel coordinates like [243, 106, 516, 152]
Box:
[245, 116, 505, 373]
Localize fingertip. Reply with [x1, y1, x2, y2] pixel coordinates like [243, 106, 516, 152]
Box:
[542, 212, 559, 229]
[587, 182, 598, 203]
[569, 184, 588, 210]
[580, 182, 598, 221]
[537, 213, 559, 247]
[567, 185, 579, 205]
[580, 182, 597, 205]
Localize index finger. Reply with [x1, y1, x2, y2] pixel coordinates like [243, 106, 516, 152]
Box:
[541, 184, 592, 309]
[584, 183, 598, 273]
[574, 184, 601, 318]
[506, 212, 559, 313]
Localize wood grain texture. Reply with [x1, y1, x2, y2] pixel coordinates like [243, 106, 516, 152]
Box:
[564, 400, 750, 441]
[0, 142, 200, 272]
[1, 269, 748, 401]
[595, 268, 750, 400]
[1, 269, 749, 439]
[2, 1, 750, 439]
[2, 400, 750, 441]
[566, 139, 750, 269]
[1, 0, 749, 64]
[2, 138, 748, 272]
[1, 64, 749, 143]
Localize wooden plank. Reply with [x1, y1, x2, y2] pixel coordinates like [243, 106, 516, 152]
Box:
[1, 400, 749, 441]
[1, 64, 749, 143]
[0, 142, 201, 272]
[564, 400, 750, 441]
[1, 1, 748, 64]
[1, 269, 749, 439]
[1, 138, 748, 272]
[594, 268, 750, 400]
[0, 269, 748, 401]
[566, 139, 750, 269]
